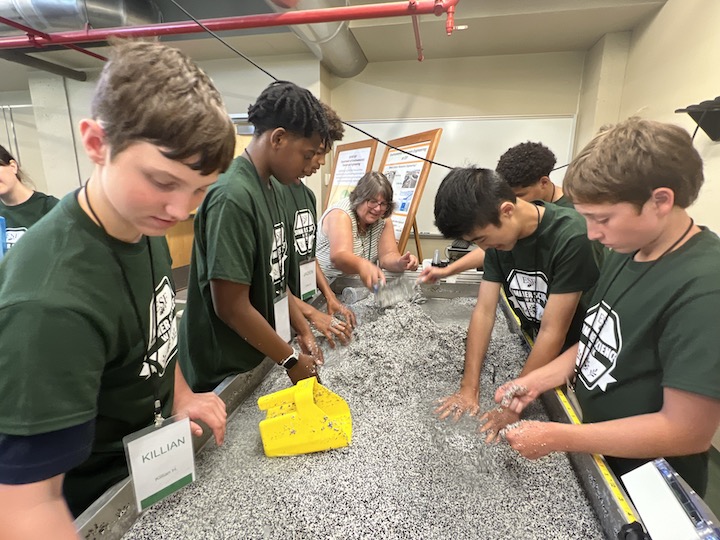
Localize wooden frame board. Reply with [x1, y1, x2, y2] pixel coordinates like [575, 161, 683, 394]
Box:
[377, 128, 443, 255]
[323, 139, 377, 211]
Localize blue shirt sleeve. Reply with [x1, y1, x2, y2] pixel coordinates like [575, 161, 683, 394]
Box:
[0, 419, 95, 485]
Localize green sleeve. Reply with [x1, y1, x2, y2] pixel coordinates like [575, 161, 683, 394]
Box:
[0, 302, 105, 435]
[45, 196, 60, 212]
[481, 249, 503, 283]
[204, 198, 257, 286]
[548, 234, 599, 294]
[307, 187, 317, 221]
[660, 291, 720, 399]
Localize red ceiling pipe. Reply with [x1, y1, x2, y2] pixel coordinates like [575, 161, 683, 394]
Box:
[411, 15, 424, 62]
[0, 15, 107, 60]
[445, 3, 456, 35]
[0, 0, 460, 50]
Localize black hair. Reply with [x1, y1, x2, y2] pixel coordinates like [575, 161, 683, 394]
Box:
[248, 80, 330, 146]
[0, 144, 16, 166]
[496, 141, 556, 188]
[0, 144, 25, 182]
[434, 167, 516, 239]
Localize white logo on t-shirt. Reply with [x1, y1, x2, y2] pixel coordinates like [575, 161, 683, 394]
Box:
[5, 227, 27, 249]
[270, 222, 288, 292]
[293, 209, 315, 256]
[139, 275, 177, 379]
[576, 301, 621, 392]
[506, 269, 549, 323]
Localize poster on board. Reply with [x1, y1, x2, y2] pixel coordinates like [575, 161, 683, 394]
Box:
[377, 129, 443, 253]
[324, 139, 377, 211]
[381, 142, 430, 240]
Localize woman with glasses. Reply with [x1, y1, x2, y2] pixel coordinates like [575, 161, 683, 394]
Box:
[316, 171, 419, 290]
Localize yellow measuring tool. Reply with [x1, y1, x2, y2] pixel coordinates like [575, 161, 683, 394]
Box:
[500, 291, 639, 523]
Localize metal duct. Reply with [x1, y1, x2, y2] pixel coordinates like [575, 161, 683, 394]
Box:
[0, 0, 161, 35]
[263, 0, 368, 78]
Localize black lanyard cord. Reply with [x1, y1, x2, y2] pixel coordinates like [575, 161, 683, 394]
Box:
[357, 217, 374, 262]
[498, 203, 543, 325]
[571, 217, 696, 389]
[81, 184, 163, 425]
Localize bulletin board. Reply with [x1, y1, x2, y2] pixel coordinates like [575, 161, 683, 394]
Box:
[339, 116, 576, 237]
[323, 139, 378, 210]
[377, 129, 443, 255]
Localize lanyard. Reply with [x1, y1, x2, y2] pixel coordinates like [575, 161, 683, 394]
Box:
[358, 222, 374, 262]
[571, 217, 695, 389]
[244, 150, 287, 292]
[497, 203, 542, 324]
[81, 184, 164, 426]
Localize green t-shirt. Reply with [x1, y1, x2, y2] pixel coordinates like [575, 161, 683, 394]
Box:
[0, 191, 59, 249]
[0, 192, 177, 514]
[553, 194, 573, 209]
[546, 197, 607, 267]
[277, 181, 317, 298]
[574, 229, 720, 496]
[178, 156, 290, 392]
[483, 202, 599, 344]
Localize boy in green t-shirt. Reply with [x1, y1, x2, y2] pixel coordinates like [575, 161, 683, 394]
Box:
[178, 81, 328, 393]
[492, 118, 720, 497]
[0, 41, 235, 537]
[420, 142, 569, 282]
[432, 167, 599, 424]
[278, 102, 356, 348]
[496, 141, 571, 208]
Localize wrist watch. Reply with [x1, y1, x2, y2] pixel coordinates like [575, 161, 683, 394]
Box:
[279, 348, 299, 370]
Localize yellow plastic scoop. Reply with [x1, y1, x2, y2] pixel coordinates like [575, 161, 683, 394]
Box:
[257, 377, 352, 457]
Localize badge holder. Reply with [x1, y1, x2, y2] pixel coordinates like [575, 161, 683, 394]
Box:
[274, 289, 291, 343]
[299, 257, 318, 301]
[122, 414, 195, 512]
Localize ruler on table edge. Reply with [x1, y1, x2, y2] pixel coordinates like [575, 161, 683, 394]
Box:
[500, 289, 639, 523]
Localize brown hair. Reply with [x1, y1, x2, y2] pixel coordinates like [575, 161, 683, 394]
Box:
[322, 103, 344, 148]
[564, 117, 704, 209]
[349, 171, 396, 219]
[91, 39, 235, 175]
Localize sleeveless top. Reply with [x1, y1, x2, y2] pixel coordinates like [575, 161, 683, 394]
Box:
[316, 197, 386, 279]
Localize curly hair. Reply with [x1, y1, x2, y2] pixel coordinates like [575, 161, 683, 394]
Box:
[248, 81, 330, 147]
[322, 103, 344, 147]
[496, 141, 557, 188]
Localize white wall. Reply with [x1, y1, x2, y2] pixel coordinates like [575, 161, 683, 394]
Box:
[0, 90, 47, 193]
[329, 52, 584, 121]
[619, 0, 720, 232]
[574, 32, 630, 152]
[14, 53, 324, 201]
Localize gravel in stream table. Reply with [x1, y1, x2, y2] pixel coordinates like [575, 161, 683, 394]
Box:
[124, 297, 604, 540]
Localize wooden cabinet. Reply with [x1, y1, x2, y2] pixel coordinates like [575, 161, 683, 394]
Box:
[166, 134, 253, 269]
[165, 216, 194, 269]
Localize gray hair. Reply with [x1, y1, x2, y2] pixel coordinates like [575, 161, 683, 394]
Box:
[349, 171, 396, 219]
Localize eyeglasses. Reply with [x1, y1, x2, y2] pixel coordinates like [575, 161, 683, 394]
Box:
[366, 199, 389, 210]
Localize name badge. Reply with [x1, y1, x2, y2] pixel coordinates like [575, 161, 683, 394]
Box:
[123, 416, 195, 512]
[274, 290, 291, 342]
[299, 258, 317, 301]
